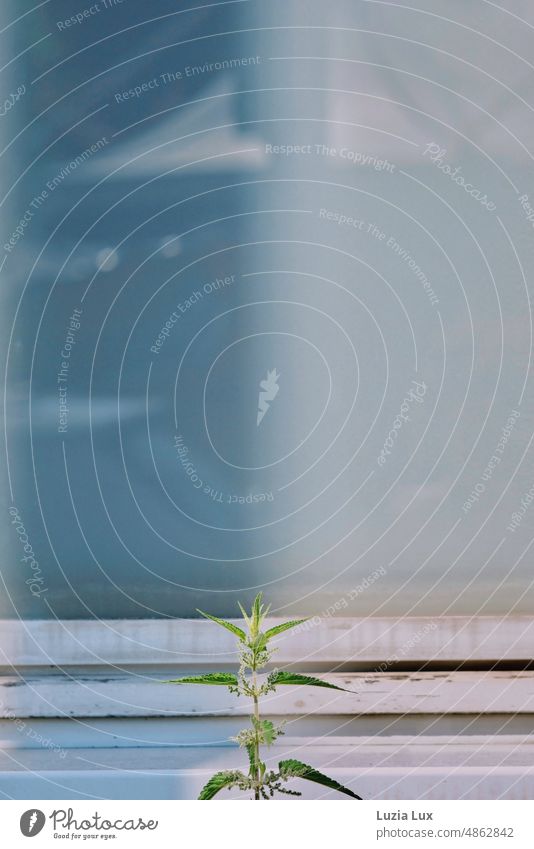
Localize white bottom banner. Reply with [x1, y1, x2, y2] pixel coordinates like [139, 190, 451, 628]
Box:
[2, 800, 533, 848]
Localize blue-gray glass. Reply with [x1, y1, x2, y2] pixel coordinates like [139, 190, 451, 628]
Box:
[1, 0, 533, 618]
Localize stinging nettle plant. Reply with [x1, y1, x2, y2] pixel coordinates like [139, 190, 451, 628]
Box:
[165, 593, 362, 800]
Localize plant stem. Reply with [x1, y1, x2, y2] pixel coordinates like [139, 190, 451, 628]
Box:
[252, 652, 261, 800]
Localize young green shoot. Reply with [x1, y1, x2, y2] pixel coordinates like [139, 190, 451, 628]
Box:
[164, 593, 362, 800]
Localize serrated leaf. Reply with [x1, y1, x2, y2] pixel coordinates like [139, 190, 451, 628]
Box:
[197, 609, 247, 642]
[198, 770, 246, 800]
[237, 601, 252, 631]
[269, 670, 349, 691]
[246, 742, 257, 775]
[251, 592, 263, 636]
[251, 717, 282, 746]
[279, 759, 362, 799]
[164, 672, 238, 687]
[253, 591, 263, 617]
[263, 619, 308, 641]
[260, 719, 277, 745]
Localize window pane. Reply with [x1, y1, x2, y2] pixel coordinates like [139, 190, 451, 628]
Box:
[2, 0, 533, 619]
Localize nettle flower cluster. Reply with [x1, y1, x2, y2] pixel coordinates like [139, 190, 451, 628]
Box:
[165, 594, 361, 801]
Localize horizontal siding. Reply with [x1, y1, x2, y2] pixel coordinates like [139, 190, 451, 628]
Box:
[2, 671, 534, 718]
[2, 763, 534, 801]
[2, 736, 534, 799]
[2, 618, 532, 799]
[1, 616, 533, 667]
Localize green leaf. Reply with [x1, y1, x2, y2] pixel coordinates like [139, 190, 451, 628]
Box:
[251, 592, 264, 636]
[263, 619, 308, 641]
[164, 672, 238, 687]
[197, 609, 247, 642]
[269, 670, 349, 691]
[237, 601, 252, 632]
[198, 770, 246, 800]
[250, 717, 282, 747]
[260, 719, 277, 745]
[279, 759, 362, 799]
[245, 743, 257, 776]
